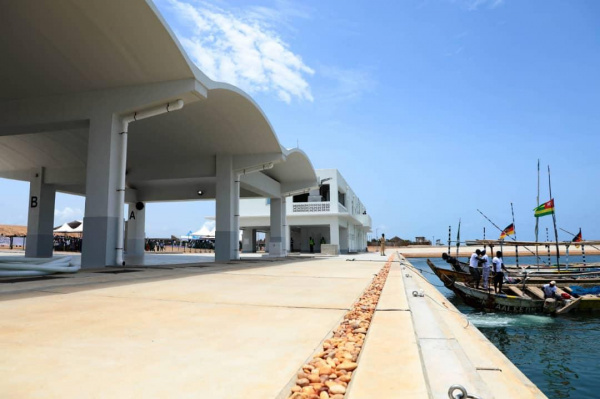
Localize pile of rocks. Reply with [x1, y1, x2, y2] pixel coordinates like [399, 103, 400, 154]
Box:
[287, 257, 393, 399]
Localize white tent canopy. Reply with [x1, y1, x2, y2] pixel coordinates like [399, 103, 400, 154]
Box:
[53, 223, 74, 233]
[53, 221, 83, 234]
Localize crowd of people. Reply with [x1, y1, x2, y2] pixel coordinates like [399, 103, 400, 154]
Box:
[145, 239, 215, 252]
[53, 235, 82, 252]
[468, 249, 508, 293]
[468, 249, 560, 300]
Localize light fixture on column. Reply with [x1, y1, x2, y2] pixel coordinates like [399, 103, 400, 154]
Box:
[197, 190, 204, 196]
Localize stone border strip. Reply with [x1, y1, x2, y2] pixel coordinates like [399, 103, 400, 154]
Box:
[285, 255, 393, 399]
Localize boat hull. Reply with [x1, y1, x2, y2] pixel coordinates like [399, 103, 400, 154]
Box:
[452, 282, 544, 314]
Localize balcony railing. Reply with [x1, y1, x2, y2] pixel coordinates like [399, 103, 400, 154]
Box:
[292, 202, 330, 213]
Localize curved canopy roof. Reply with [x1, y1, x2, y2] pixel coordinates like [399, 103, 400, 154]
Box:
[0, 0, 195, 101]
[0, 0, 317, 200]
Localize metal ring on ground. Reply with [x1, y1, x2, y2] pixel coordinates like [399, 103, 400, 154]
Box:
[448, 384, 482, 399]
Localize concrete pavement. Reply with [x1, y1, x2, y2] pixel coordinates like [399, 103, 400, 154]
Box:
[0, 253, 546, 398]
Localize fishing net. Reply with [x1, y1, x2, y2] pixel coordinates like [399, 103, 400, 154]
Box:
[569, 285, 600, 296]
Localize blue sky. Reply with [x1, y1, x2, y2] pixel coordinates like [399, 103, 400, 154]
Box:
[1, 0, 599, 243]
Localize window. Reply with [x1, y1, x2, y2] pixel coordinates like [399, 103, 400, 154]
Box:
[338, 191, 345, 206]
[319, 184, 330, 202]
[293, 193, 309, 203]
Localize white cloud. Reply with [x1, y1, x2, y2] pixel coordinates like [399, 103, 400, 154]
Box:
[318, 65, 376, 103]
[448, 0, 504, 11]
[54, 207, 83, 225]
[163, 0, 314, 103]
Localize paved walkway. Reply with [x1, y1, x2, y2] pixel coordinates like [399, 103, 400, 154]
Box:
[0, 253, 546, 398]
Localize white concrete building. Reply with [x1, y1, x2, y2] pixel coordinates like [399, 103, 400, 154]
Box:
[240, 169, 372, 254]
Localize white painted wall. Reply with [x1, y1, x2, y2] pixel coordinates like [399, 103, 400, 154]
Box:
[239, 169, 372, 253]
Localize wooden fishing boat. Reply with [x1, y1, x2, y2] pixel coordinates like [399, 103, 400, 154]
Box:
[427, 259, 600, 288]
[450, 281, 546, 314]
[443, 276, 600, 315]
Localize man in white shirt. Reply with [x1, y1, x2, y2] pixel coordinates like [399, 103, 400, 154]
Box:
[481, 249, 491, 290]
[469, 249, 482, 289]
[542, 281, 558, 299]
[492, 251, 508, 293]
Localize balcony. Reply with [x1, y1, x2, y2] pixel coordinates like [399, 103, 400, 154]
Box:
[292, 202, 331, 213]
[356, 213, 372, 227]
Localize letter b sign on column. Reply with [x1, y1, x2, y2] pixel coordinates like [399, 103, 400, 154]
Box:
[30, 196, 38, 208]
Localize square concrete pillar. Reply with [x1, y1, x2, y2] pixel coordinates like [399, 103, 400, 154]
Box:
[216, 154, 239, 261]
[125, 202, 146, 259]
[268, 197, 287, 257]
[25, 167, 56, 258]
[330, 220, 340, 247]
[81, 113, 123, 268]
[241, 228, 257, 253]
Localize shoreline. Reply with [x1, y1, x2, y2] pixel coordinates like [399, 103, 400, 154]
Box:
[370, 245, 600, 259]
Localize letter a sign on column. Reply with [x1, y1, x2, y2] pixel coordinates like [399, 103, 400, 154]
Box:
[129, 211, 136, 220]
[31, 196, 38, 208]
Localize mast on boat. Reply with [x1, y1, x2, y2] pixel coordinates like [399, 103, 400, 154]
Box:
[548, 165, 561, 269]
[535, 159, 540, 270]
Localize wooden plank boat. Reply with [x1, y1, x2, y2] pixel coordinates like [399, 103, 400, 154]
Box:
[450, 281, 545, 314]
[442, 276, 600, 314]
[427, 259, 600, 287]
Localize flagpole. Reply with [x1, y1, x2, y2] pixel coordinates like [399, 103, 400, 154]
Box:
[580, 228, 586, 267]
[477, 209, 546, 263]
[510, 202, 519, 268]
[548, 165, 560, 270]
[456, 218, 461, 259]
[546, 227, 551, 265]
[535, 159, 540, 270]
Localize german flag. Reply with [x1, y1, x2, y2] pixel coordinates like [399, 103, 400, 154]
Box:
[499, 223, 515, 240]
[534, 199, 555, 217]
[573, 229, 582, 248]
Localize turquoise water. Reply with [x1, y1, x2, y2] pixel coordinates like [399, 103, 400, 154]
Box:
[410, 255, 600, 398]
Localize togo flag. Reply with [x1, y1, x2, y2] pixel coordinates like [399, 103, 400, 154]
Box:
[534, 199, 555, 218]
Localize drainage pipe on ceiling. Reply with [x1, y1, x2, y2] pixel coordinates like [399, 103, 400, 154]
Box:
[116, 99, 184, 266]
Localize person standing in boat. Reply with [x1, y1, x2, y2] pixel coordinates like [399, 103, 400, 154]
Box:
[442, 252, 461, 272]
[492, 251, 508, 293]
[542, 281, 559, 299]
[469, 249, 483, 289]
[481, 249, 491, 290]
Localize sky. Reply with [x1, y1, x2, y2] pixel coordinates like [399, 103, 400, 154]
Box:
[1, 0, 600, 243]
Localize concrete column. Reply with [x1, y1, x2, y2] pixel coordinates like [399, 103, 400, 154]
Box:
[269, 197, 287, 257]
[232, 172, 241, 259]
[330, 219, 340, 248]
[25, 167, 56, 258]
[265, 232, 270, 253]
[215, 154, 237, 262]
[285, 223, 291, 252]
[241, 228, 254, 253]
[82, 113, 123, 268]
[125, 202, 145, 258]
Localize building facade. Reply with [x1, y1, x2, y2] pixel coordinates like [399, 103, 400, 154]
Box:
[240, 169, 372, 254]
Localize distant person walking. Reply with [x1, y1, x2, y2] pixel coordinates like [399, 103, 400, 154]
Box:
[309, 237, 315, 253]
[492, 251, 508, 293]
[380, 234, 386, 256]
[469, 249, 482, 289]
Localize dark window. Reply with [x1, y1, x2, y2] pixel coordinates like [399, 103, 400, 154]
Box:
[338, 191, 346, 206]
[293, 193, 309, 202]
[320, 184, 330, 202]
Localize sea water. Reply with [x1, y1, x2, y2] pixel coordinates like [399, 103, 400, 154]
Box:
[410, 255, 600, 398]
